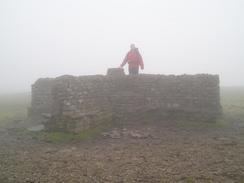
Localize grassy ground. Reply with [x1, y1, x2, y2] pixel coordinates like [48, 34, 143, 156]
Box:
[221, 86, 244, 121]
[0, 93, 30, 127]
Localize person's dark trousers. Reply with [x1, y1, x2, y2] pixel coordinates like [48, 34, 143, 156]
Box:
[129, 67, 139, 75]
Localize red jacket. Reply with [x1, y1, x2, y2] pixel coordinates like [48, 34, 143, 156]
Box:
[121, 48, 144, 69]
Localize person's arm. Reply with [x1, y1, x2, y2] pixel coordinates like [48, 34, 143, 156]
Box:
[138, 53, 144, 70]
[120, 53, 128, 68]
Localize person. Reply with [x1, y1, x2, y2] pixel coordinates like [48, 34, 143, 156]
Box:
[120, 44, 144, 75]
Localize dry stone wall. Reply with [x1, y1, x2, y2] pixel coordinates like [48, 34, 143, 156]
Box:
[30, 78, 54, 124]
[30, 69, 222, 133]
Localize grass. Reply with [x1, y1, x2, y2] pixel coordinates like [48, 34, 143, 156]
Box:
[239, 177, 244, 183]
[174, 87, 244, 129]
[183, 177, 195, 183]
[29, 120, 113, 143]
[46, 126, 103, 143]
[221, 86, 244, 120]
[0, 93, 30, 127]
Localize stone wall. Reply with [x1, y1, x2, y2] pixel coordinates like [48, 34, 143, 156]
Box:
[30, 78, 54, 124]
[30, 69, 222, 133]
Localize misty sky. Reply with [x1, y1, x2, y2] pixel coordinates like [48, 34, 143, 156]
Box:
[0, 0, 243, 94]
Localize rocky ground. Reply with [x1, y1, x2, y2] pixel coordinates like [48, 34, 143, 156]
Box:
[0, 118, 244, 183]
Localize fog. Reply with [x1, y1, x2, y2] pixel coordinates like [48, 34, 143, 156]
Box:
[0, 0, 243, 94]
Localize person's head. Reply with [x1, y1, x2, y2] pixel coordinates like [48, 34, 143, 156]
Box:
[130, 43, 136, 50]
